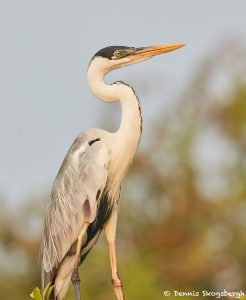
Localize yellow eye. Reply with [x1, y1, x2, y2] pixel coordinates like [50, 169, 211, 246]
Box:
[114, 50, 122, 58]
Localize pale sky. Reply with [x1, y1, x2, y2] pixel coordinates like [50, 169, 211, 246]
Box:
[0, 0, 245, 206]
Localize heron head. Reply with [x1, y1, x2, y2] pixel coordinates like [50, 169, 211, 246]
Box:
[89, 44, 185, 74]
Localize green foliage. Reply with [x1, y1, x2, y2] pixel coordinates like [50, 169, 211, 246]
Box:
[30, 288, 42, 300]
[30, 283, 54, 300]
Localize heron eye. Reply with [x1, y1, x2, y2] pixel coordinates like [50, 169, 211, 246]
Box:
[114, 50, 122, 58]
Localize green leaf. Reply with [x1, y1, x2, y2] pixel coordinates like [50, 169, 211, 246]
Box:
[44, 283, 54, 300]
[43, 282, 51, 299]
[30, 287, 43, 300]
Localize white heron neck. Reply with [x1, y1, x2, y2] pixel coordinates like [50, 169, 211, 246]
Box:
[87, 62, 142, 143]
[87, 60, 142, 186]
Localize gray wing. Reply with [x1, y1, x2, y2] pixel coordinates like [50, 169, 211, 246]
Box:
[41, 133, 109, 284]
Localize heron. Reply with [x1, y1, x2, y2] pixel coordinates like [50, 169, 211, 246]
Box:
[41, 43, 185, 300]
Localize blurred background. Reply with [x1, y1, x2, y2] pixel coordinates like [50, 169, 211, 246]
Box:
[0, 1, 246, 299]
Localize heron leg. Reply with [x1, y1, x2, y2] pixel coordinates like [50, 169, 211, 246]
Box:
[71, 223, 89, 300]
[109, 241, 124, 300]
[71, 269, 81, 300]
[104, 209, 125, 300]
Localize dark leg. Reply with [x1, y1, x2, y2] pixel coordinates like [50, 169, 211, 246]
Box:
[71, 223, 88, 300]
[72, 268, 81, 300]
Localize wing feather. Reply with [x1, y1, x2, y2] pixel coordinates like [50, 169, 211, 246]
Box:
[41, 132, 109, 285]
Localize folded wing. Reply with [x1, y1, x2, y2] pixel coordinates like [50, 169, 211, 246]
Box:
[41, 134, 109, 287]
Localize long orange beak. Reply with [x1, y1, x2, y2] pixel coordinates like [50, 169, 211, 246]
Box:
[137, 44, 185, 55]
[129, 44, 185, 63]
